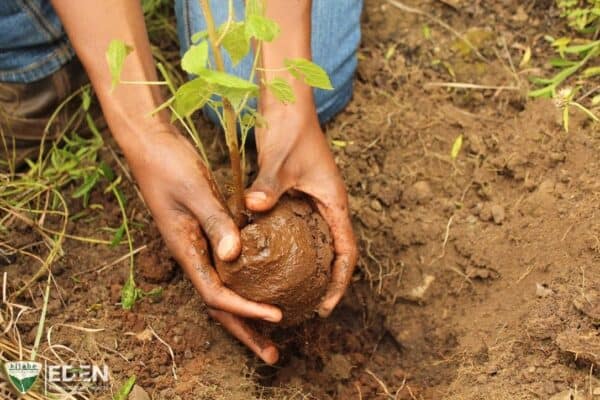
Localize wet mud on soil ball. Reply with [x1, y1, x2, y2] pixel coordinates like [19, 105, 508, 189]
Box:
[216, 196, 334, 325]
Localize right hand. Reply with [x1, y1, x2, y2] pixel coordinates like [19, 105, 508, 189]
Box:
[125, 128, 282, 364]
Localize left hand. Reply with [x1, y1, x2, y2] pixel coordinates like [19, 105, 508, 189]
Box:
[208, 103, 358, 363]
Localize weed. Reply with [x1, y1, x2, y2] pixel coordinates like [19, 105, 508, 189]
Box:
[529, 0, 600, 130]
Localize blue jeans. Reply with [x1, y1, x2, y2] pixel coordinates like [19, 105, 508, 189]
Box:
[0, 0, 362, 124]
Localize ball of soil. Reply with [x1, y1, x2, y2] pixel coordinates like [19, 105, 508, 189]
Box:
[215, 196, 333, 325]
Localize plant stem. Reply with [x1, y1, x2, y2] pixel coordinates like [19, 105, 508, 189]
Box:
[199, 0, 245, 226]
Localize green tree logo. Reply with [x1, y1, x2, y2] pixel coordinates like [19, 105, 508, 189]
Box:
[3, 361, 42, 394]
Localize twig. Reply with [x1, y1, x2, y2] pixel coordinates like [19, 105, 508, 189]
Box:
[148, 325, 178, 380]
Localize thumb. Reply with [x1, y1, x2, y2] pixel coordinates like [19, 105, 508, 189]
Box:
[245, 171, 286, 212]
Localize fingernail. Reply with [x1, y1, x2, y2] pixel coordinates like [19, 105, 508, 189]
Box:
[217, 234, 236, 259]
[318, 306, 331, 318]
[263, 310, 282, 323]
[246, 192, 267, 203]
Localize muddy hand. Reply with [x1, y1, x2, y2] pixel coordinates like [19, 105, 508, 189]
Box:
[128, 129, 281, 364]
[245, 109, 358, 319]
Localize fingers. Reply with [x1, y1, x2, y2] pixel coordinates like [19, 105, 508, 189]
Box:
[314, 198, 358, 318]
[186, 193, 241, 261]
[208, 308, 279, 365]
[245, 168, 288, 212]
[159, 212, 282, 323]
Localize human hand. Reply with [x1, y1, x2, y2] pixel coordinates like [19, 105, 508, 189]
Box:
[244, 106, 358, 318]
[125, 127, 282, 364]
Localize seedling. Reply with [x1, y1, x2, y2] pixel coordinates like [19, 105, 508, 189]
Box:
[107, 0, 332, 232]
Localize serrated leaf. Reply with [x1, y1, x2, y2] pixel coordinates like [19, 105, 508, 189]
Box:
[181, 41, 209, 75]
[245, 14, 280, 42]
[284, 58, 333, 90]
[266, 77, 296, 104]
[106, 40, 133, 90]
[172, 78, 212, 119]
[114, 376, 136, 400]
[451, 134, 463, 159]
[220, 22, 250, 65]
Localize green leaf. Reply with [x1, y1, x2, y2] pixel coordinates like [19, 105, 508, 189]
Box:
[111, 223, 125, 247]
[81, 88, 91, 111]
[220, 22, 250, 66]
[549, 58, 577, 68]
[113, 375, 136, 400]
[450, 134, 463, 159]
[121, 276, 138, 310]
[199, 69, 258, 91]
[198, 69, 258, 108]
[172, 78, 213, 119]
[245, 0, 264, 18]
[528, 85, 555, 98]
[181, 41, 209, 75]
[592, 94, 600, 106]
[245, 14, 280, 42]
[266, 77, 296, 104]
[106, 40, 133, 90]
[284, 58, 333, 90]
[583, 66, 600, 78]
[191, 30, 208, 43]
[99, 162, 115, 182]
[72, 172, 99, 199]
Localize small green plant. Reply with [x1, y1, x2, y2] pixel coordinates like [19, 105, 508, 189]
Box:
[107, 0, 332, 225]
[557, 0, 600, 32]
[529, 1, 600, 131]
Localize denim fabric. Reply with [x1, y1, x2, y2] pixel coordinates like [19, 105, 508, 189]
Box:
[0, 1, 74, 83]
[175, 0, 362, 124]
[0, 0, 362, 123]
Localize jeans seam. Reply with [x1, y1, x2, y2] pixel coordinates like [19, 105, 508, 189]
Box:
[0, 42, 73, 82]
[17, 0, 61, 41]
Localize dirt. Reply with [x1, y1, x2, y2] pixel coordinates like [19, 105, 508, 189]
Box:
[216, 196, 333, 326]
[3, 0, 600, 399]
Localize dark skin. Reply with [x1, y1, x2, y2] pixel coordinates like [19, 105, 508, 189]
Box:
[50, 0, 358, 365]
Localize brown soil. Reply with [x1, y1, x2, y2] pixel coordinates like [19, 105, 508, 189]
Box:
[216, 196, 333, 326]
[3, 0, 600, 399]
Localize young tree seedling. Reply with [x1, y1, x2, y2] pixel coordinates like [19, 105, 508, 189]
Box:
[107, 0, 333, 307]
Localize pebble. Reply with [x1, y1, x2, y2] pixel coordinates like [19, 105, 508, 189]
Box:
[172, 335, 183, 345]
[536, 283, 553, 298]
[128, 385, 151, 400]
[491, 204, 505, 224]
[370, 199, 383, 212]
[412, 181, 433, 204]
